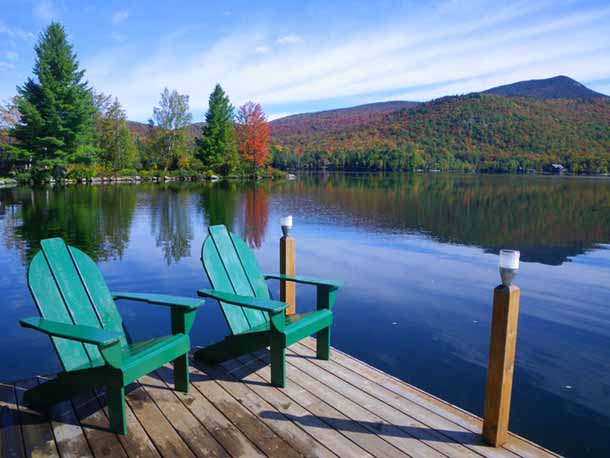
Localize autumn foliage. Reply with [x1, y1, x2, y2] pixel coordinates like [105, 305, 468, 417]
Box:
[236, 102, 271, 172]
[270, 94, 610, 173]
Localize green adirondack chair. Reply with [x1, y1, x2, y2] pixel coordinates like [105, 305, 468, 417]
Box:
[195, 225, 343, 387]
[19, 237, 204, 435]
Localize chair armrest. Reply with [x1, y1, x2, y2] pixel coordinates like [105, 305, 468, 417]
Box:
[197, 289, 288, 314]
[264, 273, 343, 290]
[112, 292, 204, 310]
[20, 317, 122, 346]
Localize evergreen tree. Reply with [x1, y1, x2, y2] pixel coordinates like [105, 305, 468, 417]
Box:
[10, 22, 96, 177]
[196, 84, 239, 175]
[95, 97, 137, 171]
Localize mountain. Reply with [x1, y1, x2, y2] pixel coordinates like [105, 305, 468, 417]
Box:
[270, 92, 610, 173]
[271, 100, 419, 134]
[124, 75, 610, 173]
[481, 75, 608, 100]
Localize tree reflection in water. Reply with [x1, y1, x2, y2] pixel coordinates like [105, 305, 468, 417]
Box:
[149, 184, 195, 265]
[244, 185, 268, 248]
[2, 174, 610, 266]
[0, 185, 137, 262]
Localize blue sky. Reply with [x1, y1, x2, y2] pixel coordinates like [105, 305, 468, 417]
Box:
[0, 0, 609, 121]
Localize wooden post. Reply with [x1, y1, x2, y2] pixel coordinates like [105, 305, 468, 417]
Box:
[280, 235, 296, 315]
[483, 284, 521, 447]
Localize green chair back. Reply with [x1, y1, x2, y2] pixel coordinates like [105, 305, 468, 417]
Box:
[28, 238, 127, 371]
[201, 225, 270, 335]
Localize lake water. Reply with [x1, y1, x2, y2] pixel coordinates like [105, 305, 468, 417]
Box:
[1, 173, 609, 457]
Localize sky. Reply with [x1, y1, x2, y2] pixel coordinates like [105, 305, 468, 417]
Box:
[0, 0, 609, 122]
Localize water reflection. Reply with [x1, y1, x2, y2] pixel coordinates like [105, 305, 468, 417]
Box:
[198, 181, 270, 249]
[2, 174, 610, 266]
[199, 181, 241, 231]
[1, 186, 136, 262]
[1, 174, 610, 457]
[244, 185, 269, 248]
[149, 184, 195, 265]
[277, 174, 610, 265]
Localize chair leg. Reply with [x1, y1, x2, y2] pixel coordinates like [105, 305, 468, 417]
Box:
[317, 326, 331, 360]
[270, 343, 286, 388]
[107, 386, 127, 435]
[173, 353, 190, 393]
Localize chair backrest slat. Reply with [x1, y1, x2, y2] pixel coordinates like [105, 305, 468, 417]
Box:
[230, 233, 270, 300]
[28, 253, 92, 371]
[202, 238, 252, 334]
[208, 226, 267, 328]
[201, 225, 269, 334]
[69, 247, 126, 344]
[40, 239, 103, 361]
[28, 238, 127, 371]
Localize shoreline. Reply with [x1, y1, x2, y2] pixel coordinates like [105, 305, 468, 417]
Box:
[2, 170, 609, 189]
[0, 172, 296, 188]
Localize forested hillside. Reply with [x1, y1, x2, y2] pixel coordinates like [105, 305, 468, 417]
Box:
[271, 101, 419, 136]
[270, 94, 610, 173]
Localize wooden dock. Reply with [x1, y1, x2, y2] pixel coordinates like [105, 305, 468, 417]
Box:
[0, 337, 560, 458]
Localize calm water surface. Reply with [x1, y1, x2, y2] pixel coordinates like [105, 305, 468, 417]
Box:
[1, 174, 609, 457]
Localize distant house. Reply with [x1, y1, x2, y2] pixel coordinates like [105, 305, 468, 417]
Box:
[550, 163, 566, 174]
[542, 163, 566, 174]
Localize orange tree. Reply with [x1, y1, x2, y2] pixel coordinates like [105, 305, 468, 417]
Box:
[236, 101, 270, 175]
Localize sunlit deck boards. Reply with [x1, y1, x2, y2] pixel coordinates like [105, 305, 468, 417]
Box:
[0, 337, 560, 458]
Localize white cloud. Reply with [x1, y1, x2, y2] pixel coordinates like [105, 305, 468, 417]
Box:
[0, 23, 35, 40]
[254, 45, 270, 54]
[276, 34, 303, 45]
[85, 1, 610, 120]
[0, 62, 16, 71]
[112, 9, 129, 25]
[4, 51, 18, 61]
[34, 0, 59, 22]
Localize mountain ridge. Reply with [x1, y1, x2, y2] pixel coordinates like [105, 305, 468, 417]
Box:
[127, 75, 607, 131]
[481, 75, 608, 100]
[126, 75, 610, 173]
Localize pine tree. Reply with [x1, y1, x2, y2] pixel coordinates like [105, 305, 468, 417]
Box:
[10, 22, 96, 177]
[196, 84, 239, 175]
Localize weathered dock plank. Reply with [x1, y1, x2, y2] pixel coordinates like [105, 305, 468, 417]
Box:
[219, 355, 365, 458]
[0, 383, 25, 458]
[125, 383, 197, 457]
[277, 348, 475, 458]
[72, 391, 129, 458]
[95, 387, 161, 458]
[46, 389, 93, 458]
[138, 372, 228, 458]
[155, 363, 266, 458]
[0, 341, 561, 458]
[298, 338, 559, 458]
[14, 379, 59, 458]
[204, 358, 339, 458]
[236, 353, 427, 458]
